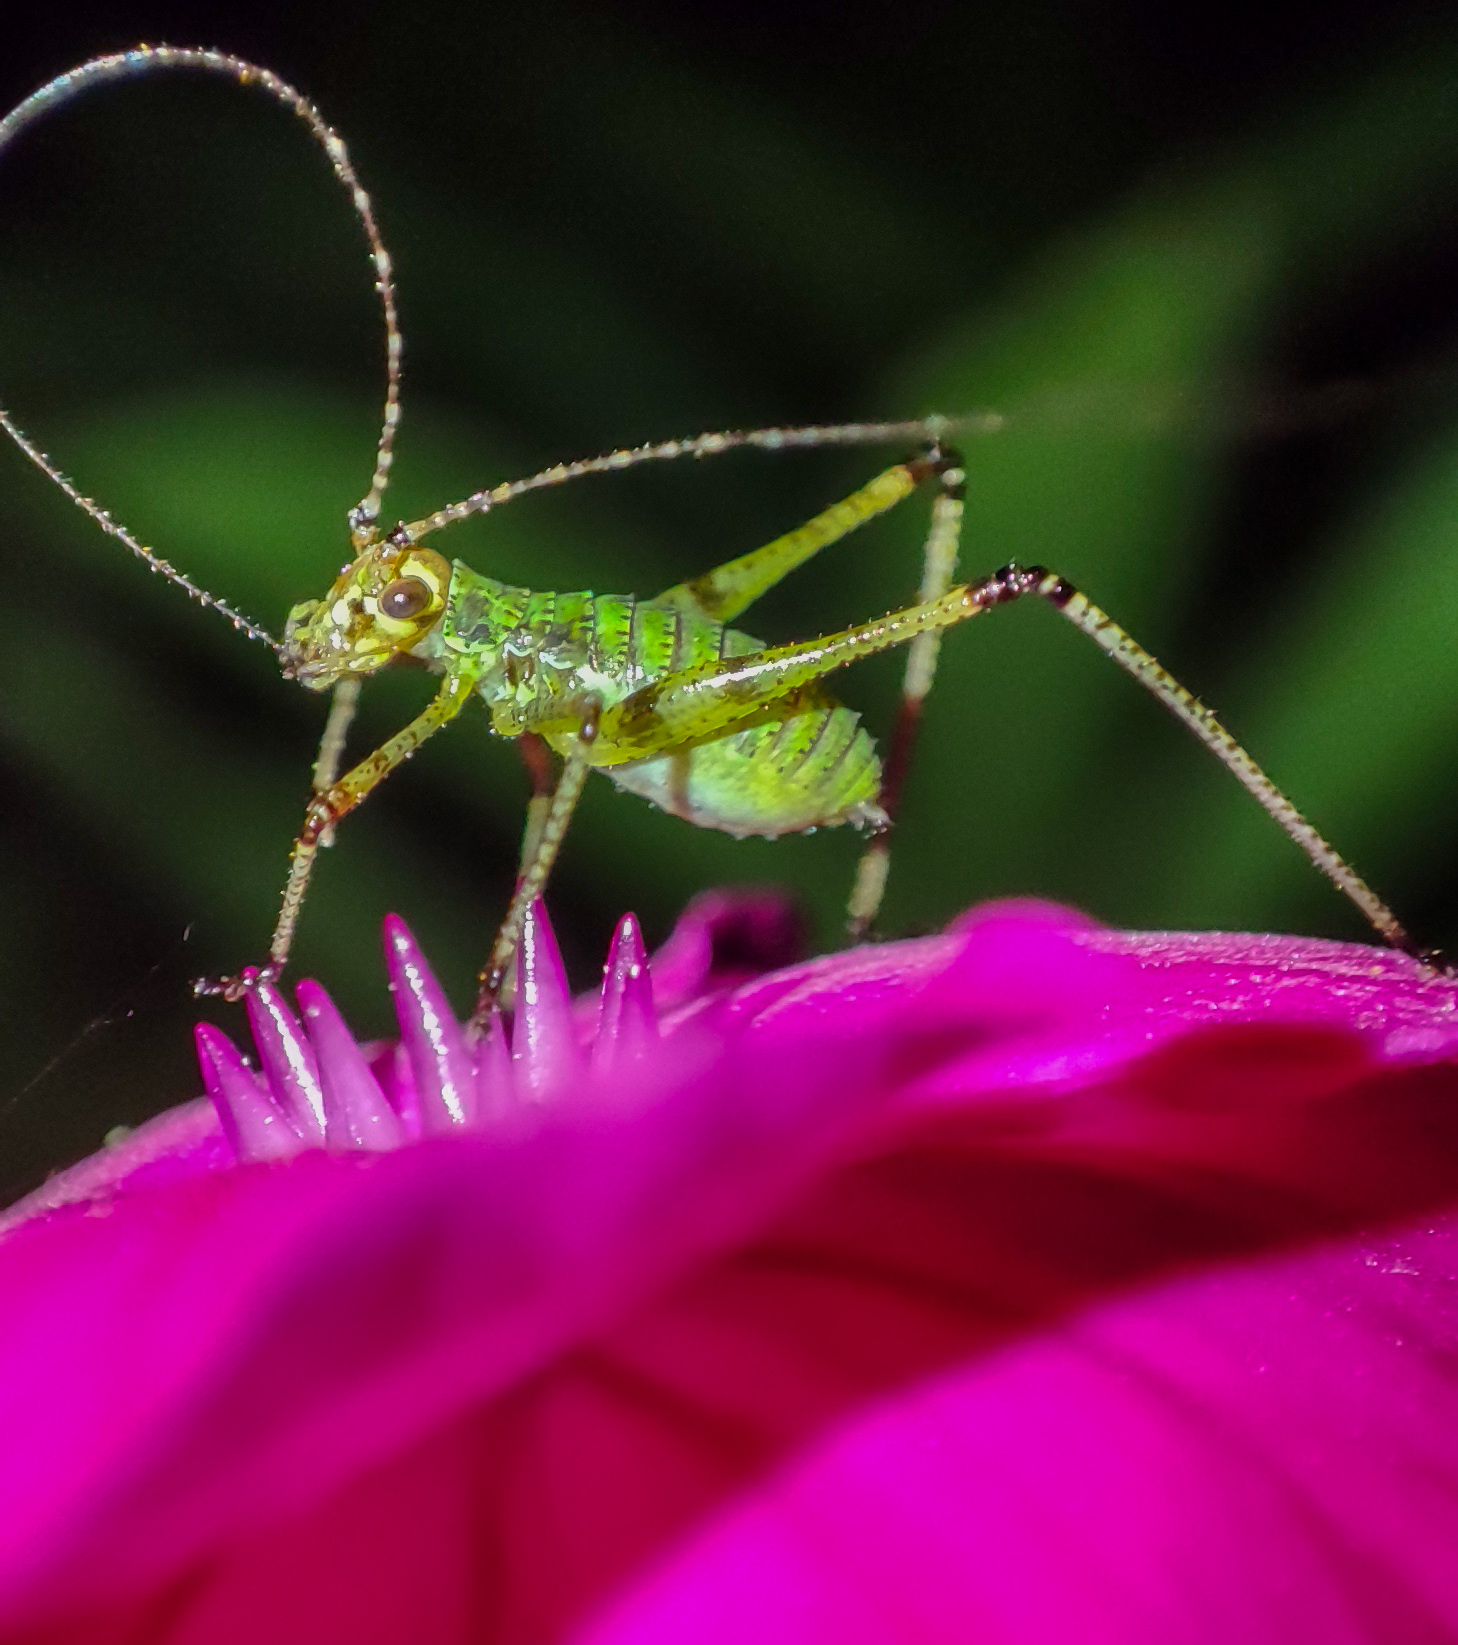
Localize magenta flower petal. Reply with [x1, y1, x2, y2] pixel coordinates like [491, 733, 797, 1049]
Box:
[296, 979, 405, 1152]
[242, 971, 327, 1143]
[0, 1097, 229, 1235]
[595, 912, 657, 1071]
[647, 885, 806, 1010]
[474, 1003, 514, 1119]
[383, 913, 476, 1131]
[1, 901, 1457, 1641]
[512, 899, 587, 1096]
[578, 1214, 1458, 1644]
[194, 1021, 302, 1163]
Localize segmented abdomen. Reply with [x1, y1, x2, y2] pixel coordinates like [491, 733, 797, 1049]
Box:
[591, 592, 885, 837]
[606, 698, 885, 837]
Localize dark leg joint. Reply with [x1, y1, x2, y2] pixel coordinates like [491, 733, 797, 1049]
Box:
[980, 563, 1076, 608]
[301, 791, 343, 846]
[904, 441, 967, 499]
[982, 562, 1043, 604]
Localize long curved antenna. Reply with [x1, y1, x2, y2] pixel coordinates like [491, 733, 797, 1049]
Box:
[0, 46, 404, 638]
[400, 413, 1008, 540]
[0, 403, 281, 650]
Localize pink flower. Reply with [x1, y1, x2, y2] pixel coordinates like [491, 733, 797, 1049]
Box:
[2, 895, 1458, 1643]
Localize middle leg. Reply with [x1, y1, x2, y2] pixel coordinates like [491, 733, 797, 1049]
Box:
[514, 730, 558, 878]
[474, 695, 604, 1024]
[847, 443, 967, 937]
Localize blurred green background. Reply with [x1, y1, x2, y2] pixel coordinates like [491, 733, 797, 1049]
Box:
[1, 0, 1457, 1199]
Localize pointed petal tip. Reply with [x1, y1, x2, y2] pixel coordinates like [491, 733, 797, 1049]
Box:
[473, 1003, 515, 1119]
[384, 913, 476, 1132]
[193, 1018, 243, 1073]
[194, 1019, 301, 1164]
[597, 910, 658, 1069]
[293, 977, 328, 1018]
[513, 899, 584, 1095]
[295, 978, 405, 1151]
[193, 1021, 229, 1088]
[382, 912, 417, 958]
[242, 971, 326, 1143]
[608, 910, 648, 964]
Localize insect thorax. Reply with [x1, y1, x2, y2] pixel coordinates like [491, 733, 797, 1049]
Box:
[438, 560, 733, 725]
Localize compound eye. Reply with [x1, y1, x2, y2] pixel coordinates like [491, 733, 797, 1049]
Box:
[379, 576, 432, 621]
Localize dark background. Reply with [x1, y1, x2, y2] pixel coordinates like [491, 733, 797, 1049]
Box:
[2, 0, 1457, 1201]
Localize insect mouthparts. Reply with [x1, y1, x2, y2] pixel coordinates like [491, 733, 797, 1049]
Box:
[280, 599, 332, 686]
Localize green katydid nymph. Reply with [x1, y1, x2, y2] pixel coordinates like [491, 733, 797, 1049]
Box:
[0, 46, 1425, 1028]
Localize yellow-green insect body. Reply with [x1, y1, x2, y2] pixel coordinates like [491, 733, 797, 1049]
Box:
[444, 572, 884, 836]
[1, 46, 1428, 1028]
[283, 536, 887, 840]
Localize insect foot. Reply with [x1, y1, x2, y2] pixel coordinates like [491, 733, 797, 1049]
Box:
[192, 962, 284, 1003]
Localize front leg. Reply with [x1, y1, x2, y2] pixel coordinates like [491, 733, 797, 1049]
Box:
[196, 669, 480, 999]
[310, 676, 363, 849]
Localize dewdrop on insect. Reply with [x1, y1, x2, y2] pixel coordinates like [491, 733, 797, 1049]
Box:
[0, 46, 1432, 1032]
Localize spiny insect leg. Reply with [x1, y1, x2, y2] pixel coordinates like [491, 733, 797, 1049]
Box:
[475, 697, 604, 1025]
[594, 561, 1415, 955]
[194, 670, 480, 1000]
[489, 734, 559, 1011]
[311, 678, 362, 849]
[654, 459, 923, 623]
[514, 731, 558, 879]
[596, 584, 987, 758]
[967, 563, 1417, 955]
[848, 445, 967, 938]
